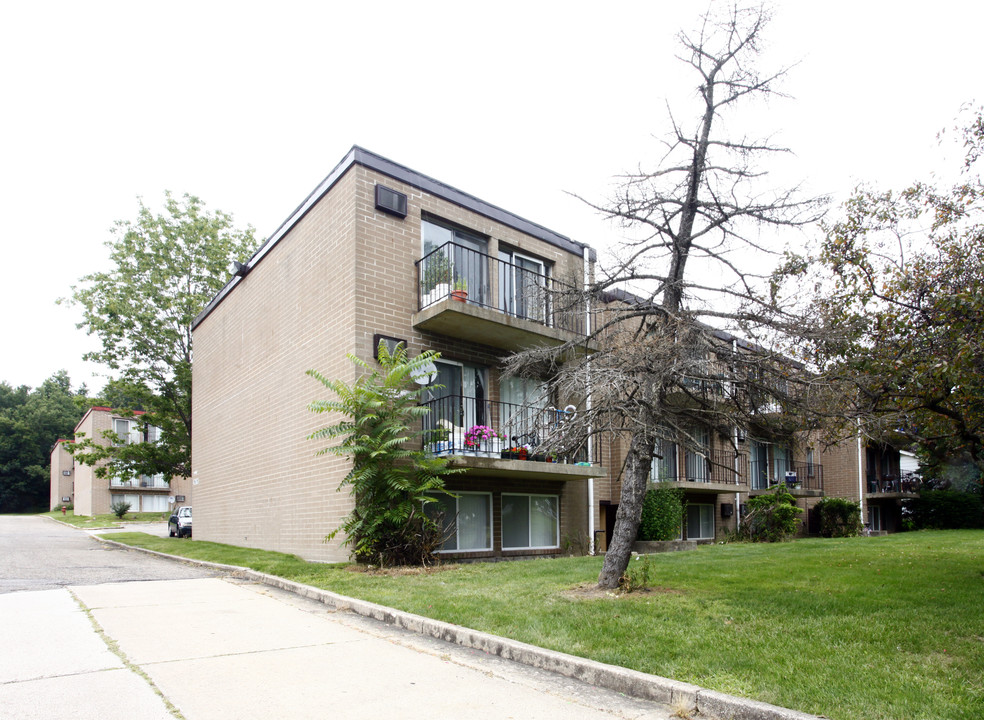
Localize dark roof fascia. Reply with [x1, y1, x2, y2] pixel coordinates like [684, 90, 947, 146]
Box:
[193, 146, 592, 330]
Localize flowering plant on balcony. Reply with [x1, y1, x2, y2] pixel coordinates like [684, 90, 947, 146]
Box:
[464, 425, 501, 447]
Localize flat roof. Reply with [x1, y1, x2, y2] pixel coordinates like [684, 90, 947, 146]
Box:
[193, 147, 593, 330]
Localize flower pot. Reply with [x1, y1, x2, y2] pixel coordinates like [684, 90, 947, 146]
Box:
[451, 290, 467, 302]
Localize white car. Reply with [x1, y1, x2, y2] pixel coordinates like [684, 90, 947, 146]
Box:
[168, 506, 192, 538]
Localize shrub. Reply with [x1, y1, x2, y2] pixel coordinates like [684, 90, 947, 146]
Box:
[620, 554, 655, 592]
[816, 497, 862, 537]
[737, 485, 802, 542]
[110, 500, 131, 519]
[637, 485, 685, 541]
[905, 490, 984, 529]
[307, 342, 462, 567]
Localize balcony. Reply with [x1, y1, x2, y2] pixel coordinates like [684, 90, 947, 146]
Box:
[654, 449, 749, 494]
[110, 476, 170, 491]
[421, 394, 604, 482]
[866, 472, 921, 498]
[413, 242, 591, 353]
[749, 460, 824, 496]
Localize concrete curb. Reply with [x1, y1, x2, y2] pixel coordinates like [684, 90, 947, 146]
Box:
[90, 535, 824, 720]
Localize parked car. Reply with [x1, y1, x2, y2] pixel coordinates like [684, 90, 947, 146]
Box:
[168, 506, 192, 538]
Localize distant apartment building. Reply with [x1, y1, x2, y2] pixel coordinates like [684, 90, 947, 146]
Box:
[49, 439, 74, 510]
[59, 407, 191, 516]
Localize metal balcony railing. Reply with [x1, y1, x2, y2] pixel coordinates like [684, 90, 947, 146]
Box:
[416, 242, 588, 336]
[749, 460, 824, 492]
[110, 476, 168, 489]
[421, 394, 596, 465]
[654, 449, 748, 486]
[867, 472, 921, 493]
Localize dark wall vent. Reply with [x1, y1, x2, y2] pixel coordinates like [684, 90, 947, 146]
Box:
[375, 184, 408, 218]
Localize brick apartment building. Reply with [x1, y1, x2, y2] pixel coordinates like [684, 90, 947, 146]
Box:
[56, 407, 192, 516]
[190, 148, 912, 562]
[49, 439, 74, 510]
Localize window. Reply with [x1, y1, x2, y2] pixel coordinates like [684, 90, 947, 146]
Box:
[651, 439, 678, 482]
[500, 375, 548, 446]
[750, 440, 769, 490]
[868, 505, 882, 532]
[498, 248, 550, 323]
[806, 447, 816, 477]
[684, 427, 709, 482]
[773, 444, 792, 480]
[502, 494, 559, 549]
[426, 492, 492, 552]
[422, 360, 489, 453]
[113, 418, 134, 445]
[422, 218, 488, 305]
[686, 504, 715, 540]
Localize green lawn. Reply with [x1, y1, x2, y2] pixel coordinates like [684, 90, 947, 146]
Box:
[42, 508, 168, 529]
[102, 530, 984, 720]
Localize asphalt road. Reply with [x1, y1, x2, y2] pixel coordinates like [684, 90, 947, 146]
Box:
[0, 516, 217, 594]
[0, 516, 680, 720]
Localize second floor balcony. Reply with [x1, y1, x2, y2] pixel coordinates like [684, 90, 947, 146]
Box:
[413, 242, 592, 353]
[653, 449, 749, 494]
[421, 394, 604, 482]
[749, 459, 824, 496]
[110, 475, 169, 490]
[866, 471, 921, 497]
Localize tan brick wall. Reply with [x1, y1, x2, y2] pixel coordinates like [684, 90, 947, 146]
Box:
[49, 441, 74, 510]
[72, 409, 113, 516]
[819, 437, 863, 502]
[193, 163, 594, 562]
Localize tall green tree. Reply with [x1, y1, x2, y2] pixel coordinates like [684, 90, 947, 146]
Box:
[0, 371, 82, 512]
[62, 192, 256, 481]
[783, 108, 984, 486]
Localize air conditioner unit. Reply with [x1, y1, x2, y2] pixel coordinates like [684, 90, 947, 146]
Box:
[375, 185, 408, 218]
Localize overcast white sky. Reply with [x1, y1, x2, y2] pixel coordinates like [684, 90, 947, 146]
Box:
[2, 1, 981, 393]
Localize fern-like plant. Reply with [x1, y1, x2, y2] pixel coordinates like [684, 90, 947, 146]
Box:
[307, 342, 460, 566]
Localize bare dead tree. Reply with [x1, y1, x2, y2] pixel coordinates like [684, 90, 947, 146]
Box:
[505, 3, 833, 589]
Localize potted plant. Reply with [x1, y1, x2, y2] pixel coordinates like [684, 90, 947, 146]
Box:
[464, 425, 501, 456]
[421, 251, 452, 305]
[500, 445, 529, 460]
[451, 278, 468, 302]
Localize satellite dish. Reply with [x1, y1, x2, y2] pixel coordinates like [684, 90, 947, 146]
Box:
[411, 360, 438, 385]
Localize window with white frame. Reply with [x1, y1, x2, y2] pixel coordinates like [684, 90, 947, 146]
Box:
[684, 427, 709, 482]
[502, 494, 559, 549]
[686, 504, 715, 540]
[651, 438, 678, 482]
[426, 492, 492, 552]
[498, 247, 550, 323]
[868, 505, 882, 532]
[421, 217, 488, 305]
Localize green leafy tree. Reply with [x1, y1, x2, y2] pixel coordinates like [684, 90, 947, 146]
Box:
[0, 371, 83, 512]
[783, 108, 984, 489]
[307, 343, 460, 566]
[637, 485, 686, 541]
[62, 192, 256, 482]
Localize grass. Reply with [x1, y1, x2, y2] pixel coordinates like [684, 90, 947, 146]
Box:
[102, 529, 984, 720]
[42, 508, 169, 529]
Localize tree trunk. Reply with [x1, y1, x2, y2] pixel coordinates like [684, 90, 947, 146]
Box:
[597, 429, 657, 588]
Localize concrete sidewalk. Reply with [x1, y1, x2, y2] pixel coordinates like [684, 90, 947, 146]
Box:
[2, 577, 681, 719]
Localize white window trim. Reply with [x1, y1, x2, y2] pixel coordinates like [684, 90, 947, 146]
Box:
[431, 491, 493, 553]
[501, 492, 560, 550]
[686, 503, 715, 540]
